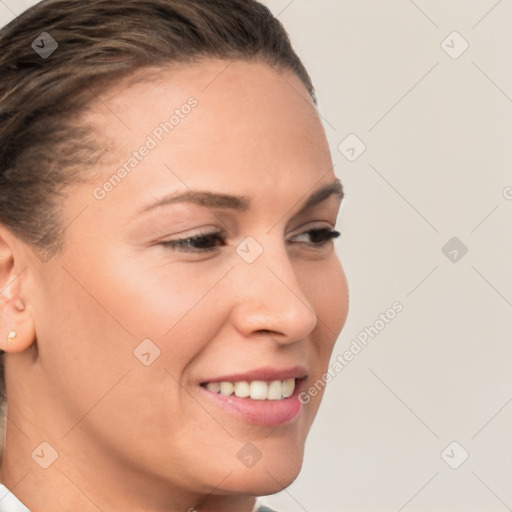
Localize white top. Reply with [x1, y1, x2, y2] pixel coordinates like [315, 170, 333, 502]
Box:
[0, 485, 30, 512]
[0, 484, 277, 512]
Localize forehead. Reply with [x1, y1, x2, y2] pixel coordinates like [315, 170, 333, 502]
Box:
[88, 59, 324, 152]
[78, 60, 333, 213]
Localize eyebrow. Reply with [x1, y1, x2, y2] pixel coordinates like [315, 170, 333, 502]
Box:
[140, 178, 344, 216]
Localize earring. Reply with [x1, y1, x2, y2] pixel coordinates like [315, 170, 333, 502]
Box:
[7, 330, 17, 341]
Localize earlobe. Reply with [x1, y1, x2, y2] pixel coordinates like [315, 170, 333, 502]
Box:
[0, 229, 36, 354]
[0, 282, 36, 354]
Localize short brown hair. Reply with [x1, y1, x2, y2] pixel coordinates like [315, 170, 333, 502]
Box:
[0, 0, 315, 452]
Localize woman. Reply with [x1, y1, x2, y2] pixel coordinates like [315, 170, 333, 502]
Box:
[0, 0, 349, 510]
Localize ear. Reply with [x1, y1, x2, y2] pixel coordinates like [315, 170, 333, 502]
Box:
[0, 226, 35, 354]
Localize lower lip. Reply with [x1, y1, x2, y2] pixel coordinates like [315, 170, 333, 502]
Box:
[198, 380, 304, 427]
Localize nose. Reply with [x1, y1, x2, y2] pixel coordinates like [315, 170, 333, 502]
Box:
[229, 237, 318, 345]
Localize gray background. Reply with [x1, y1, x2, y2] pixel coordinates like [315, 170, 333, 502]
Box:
[1, 1, 511, 511]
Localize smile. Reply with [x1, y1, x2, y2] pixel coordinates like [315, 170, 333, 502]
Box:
[202, 378, 296, 400]
[198, 367, 307, 427]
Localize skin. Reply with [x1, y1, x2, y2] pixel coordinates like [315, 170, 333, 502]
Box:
[0, 59, 349, 512]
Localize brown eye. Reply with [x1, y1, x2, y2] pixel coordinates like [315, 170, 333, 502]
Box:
[291, 228, 340, 246]
[161, 232, 226, 252]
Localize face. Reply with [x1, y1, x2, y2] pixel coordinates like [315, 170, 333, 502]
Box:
[20, 60, 348, 503]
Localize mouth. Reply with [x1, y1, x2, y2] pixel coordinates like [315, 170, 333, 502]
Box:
[200, 378, 297, 400]
[198, 367, 307, 427]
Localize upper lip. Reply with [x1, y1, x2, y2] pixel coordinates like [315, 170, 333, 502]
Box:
[200, 366, 308, 384]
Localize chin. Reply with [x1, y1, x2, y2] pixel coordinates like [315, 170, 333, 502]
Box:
[228, 470, 302, 497]
[220, 448, 304, 496]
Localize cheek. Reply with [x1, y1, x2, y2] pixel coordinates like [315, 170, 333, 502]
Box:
[34, 253, 231, 393]
[302, 255, 349, 344]
[300, 256, 348, 412]
[31, 258, 236, 462]
[104, 258, 234, 345]
[325, 257, 349, 334]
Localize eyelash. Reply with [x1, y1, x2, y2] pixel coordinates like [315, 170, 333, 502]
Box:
[161, 228, 341, 253]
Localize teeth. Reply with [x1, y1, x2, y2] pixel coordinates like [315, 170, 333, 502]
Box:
[205, 378, 296, 400]
[249, 381, 268, 400]
[219, 382, 234, 396]
[282, 378, 295, 398]
[234, 381, 250, 398]
[206, 382, 220, 393]
[267, 380, 282, 400]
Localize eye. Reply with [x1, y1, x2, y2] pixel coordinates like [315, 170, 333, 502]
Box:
[160, 227, 341, 254]
[160, 230, 226, 252]
[290, 227, 340, 246]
